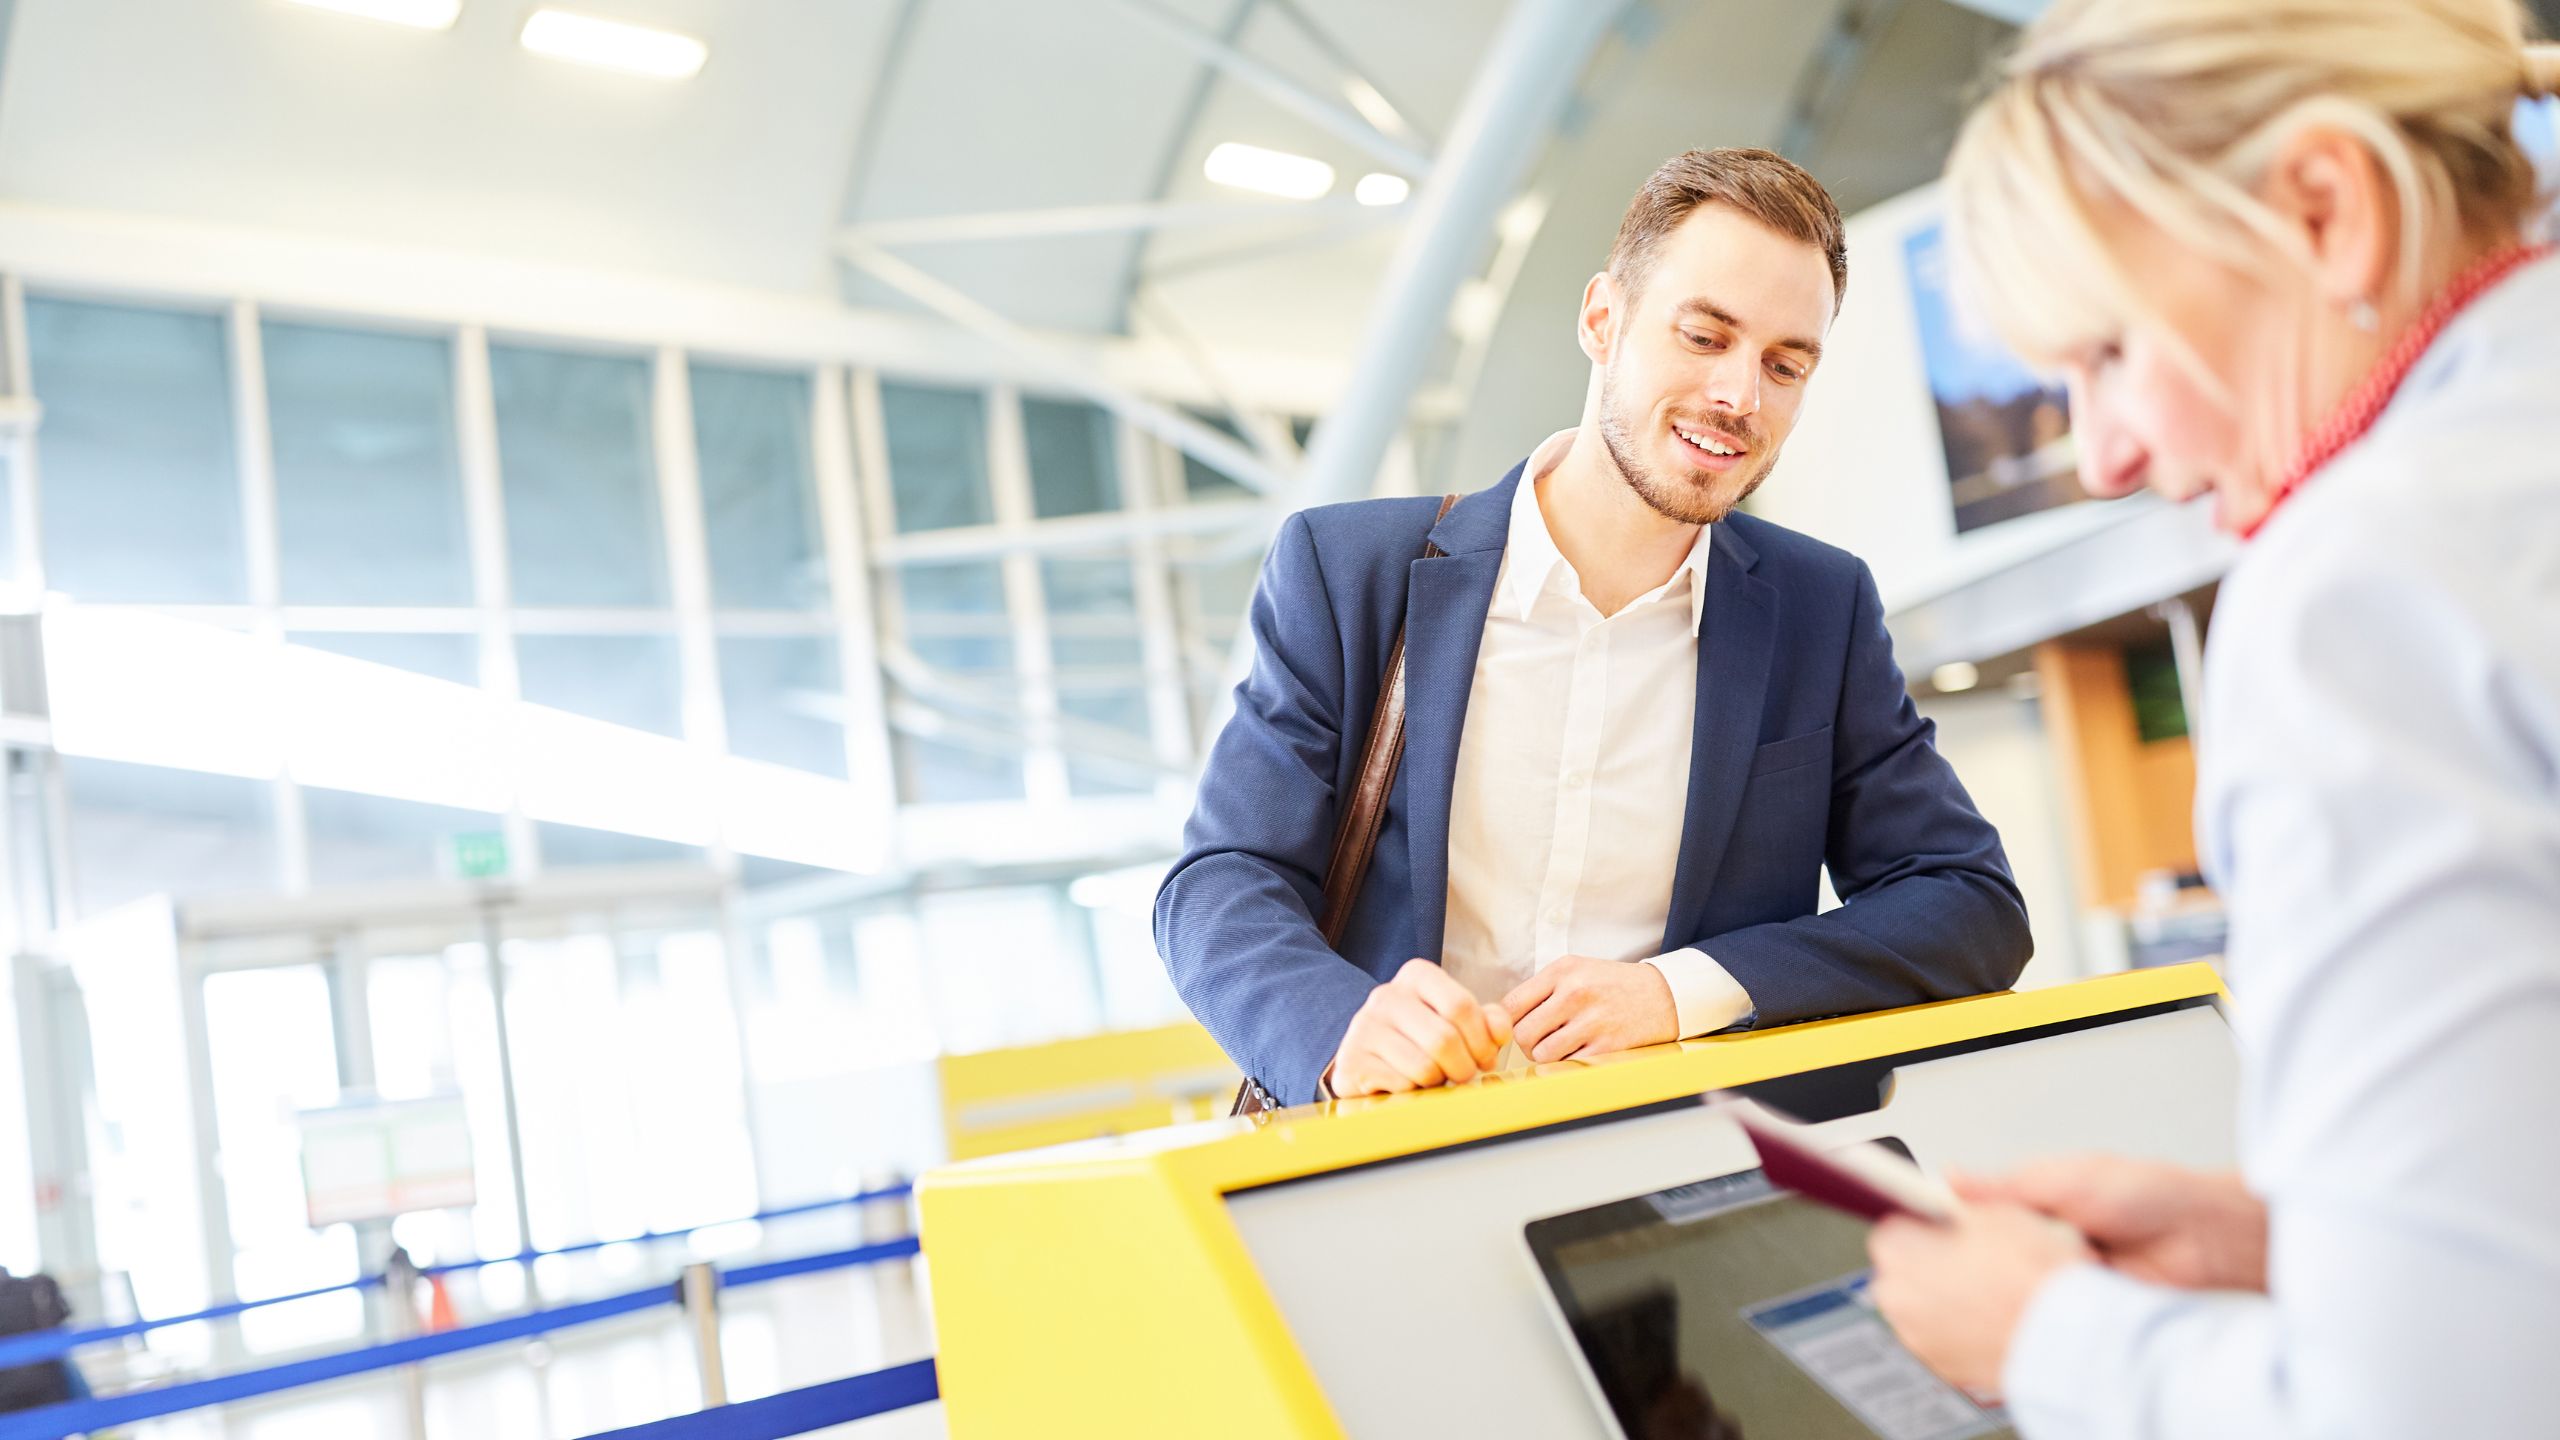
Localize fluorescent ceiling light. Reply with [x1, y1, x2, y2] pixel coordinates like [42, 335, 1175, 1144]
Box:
[1930, 661, 1982, 694]
[1203, 142, 1334, 201]
[520, 9, 708, 79]
[283, 0, 462, 29]
[1342, 78, 1409, 138]
[1354, 172, 1410, 207]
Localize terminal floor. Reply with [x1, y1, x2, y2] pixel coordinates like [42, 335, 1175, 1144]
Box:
[128, 1257, 943, 1440]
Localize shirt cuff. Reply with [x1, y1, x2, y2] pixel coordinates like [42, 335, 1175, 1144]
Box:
[2003, 1261, 2200, 1437]
[1639, 948, 1754, 1038]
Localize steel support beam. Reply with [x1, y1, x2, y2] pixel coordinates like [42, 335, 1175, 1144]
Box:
[1267, 0, 1439, 151]
[1290, 0, 1629, 515]
[834, 236, 1291, 495]
[1209, 0, 1632, 716]
[1099, 0, 1433, 177]
[870, 495, 1271, 565]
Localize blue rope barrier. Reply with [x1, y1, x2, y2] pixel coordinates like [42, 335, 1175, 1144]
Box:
[0, 1275, 386, 1371]
[421, 1182, 915, 1278]
[721, 1236, 920, 1291]
[0, 1181, 913, 1369]
[0, 1232, 928, 1440]
[572, 1359, 939, 1440]
[0, 1280, 674, 1440]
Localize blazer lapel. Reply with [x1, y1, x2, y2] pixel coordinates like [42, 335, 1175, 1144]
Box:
[1662, 523, 1778, 951]
[1400, 469, 1515, 960]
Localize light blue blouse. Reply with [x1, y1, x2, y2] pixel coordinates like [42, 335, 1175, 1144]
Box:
[2004, 251, 2560, 1438]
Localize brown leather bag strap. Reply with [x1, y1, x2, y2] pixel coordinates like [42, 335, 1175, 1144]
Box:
[1315, 492, 1459, 947]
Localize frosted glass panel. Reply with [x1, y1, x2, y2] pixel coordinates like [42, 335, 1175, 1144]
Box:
[881, 380, 992, 533]
[693, 363, 826, 611]
[490, 345, 668, 607]
[266, 320, 471, 605]
[25, 298, 246, 603]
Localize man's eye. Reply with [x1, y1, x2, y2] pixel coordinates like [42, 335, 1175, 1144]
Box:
[1769, 361, 1804, 383]
[1683, 331, 1722, 350]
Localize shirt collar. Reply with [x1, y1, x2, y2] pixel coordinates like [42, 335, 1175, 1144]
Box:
[1502, 428, 1713, 636]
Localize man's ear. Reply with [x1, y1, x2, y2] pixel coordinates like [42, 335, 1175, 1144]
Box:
[1578, 270, 1621, 365]
[2263, 123, 2395, 311]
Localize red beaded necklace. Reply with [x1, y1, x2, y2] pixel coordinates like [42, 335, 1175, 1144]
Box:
[2242, 240, 2555, 540]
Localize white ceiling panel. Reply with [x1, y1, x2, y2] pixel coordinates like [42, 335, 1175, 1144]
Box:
[0, 0, 900, 294]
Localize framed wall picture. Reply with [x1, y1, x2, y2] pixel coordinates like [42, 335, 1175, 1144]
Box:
[1904, 218, 2082, 533]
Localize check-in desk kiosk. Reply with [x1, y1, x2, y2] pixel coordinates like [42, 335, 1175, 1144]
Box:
[921, 963, 2233, 1438]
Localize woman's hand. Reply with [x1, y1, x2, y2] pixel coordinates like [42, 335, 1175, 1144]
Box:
[1867, 1203, 2094, 1397]
[1958, 1156, 2268, 1292]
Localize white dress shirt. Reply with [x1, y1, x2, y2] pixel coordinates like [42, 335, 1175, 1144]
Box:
[1441, 429, 1754, 1039]
[2002, 254, 2560, 1436]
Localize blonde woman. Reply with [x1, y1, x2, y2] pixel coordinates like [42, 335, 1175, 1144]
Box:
[1862, 1, 2560, 1435]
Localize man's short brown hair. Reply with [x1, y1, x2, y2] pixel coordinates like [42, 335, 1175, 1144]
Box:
[1606, 148, 1848, 313]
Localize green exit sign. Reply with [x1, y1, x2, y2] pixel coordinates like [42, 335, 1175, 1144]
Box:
[449, 831, 510, 879]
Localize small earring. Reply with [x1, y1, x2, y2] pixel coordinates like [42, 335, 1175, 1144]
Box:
[2349, 297, 2380, 333]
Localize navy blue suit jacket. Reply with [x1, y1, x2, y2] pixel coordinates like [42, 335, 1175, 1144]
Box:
[1156, 462, 2031, 1103]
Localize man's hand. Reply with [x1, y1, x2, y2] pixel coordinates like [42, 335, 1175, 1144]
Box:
[1502, 956, 1677, 1063]
[1867, 1203, 2094, 1397]
[1957, 1156, 2268, 1292]
[1328, 959, 1514, 1096]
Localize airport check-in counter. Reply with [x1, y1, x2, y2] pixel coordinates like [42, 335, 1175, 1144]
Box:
[920, 963, 2234, 1438]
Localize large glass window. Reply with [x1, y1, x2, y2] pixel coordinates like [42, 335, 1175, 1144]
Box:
[513, 634, 684, 738]
[1178, 407, 1255, 502]
[288, 631, 479, 687]
[65, 758, 277, 912]
[879, 380, 993, 533]
[489, 345, 669, 607]
[373, 946, 521, 1268]
[303, 787, 505, 888]
[1023, 397, 1118, 519]
[502, 926, 755, 1248]
[692, 363, 826, 612]
[1042, 554, 1154, 797]
[915, 887, 1101, 1051]
[24, 297, 247, 603]
[888, 560, 1021, 803]
[719, 635, 845, 778]
[536, 823, 704, 869]
[265, 321, 471, 606]
[202, 965, 363, 1354]
[0, 448, 19, 589]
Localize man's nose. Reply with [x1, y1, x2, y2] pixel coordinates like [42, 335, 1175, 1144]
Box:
[1701, 351, 1760, 418]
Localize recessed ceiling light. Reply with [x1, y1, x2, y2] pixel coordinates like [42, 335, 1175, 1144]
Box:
[520, 9, 708, 79]
[1203, 142, 1334, 201]
[282, 0, 462, 29]
[1354, 173, 1411, 207]
[1930, 661, 1982, 694]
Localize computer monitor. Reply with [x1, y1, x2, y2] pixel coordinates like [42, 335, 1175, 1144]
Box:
[1525, 1158, 2015, 1440]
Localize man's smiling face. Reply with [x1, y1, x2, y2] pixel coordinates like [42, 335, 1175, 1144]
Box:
[1588, 202, 1837, 525]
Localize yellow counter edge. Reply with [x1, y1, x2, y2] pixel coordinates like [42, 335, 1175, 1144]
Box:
[921, 963, 2226, 1438]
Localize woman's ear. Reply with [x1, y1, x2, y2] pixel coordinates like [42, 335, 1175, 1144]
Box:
[2263, 123, 2396, 311]
[1577, 271, 1620, 365]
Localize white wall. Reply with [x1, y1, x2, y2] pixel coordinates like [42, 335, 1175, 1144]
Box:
[1915, 687, 2087, 986]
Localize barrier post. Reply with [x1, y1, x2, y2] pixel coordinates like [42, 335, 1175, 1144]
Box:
[382, 1249, 430, 1440]
[679, 1263, 725, 1408]
[858, 1172, 910, 1245]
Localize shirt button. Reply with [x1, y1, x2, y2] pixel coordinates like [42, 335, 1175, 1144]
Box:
[1563, 769, 1588, 788]
[1545, 907, 1567, 925]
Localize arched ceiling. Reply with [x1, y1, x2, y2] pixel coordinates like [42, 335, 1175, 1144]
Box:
[0, 0, 2030, 437]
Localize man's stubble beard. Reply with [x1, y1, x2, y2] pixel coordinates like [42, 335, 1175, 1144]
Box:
[1595, 361, 1781, 526]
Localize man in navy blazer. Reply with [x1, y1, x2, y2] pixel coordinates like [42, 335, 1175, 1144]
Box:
[1157, 149, 2030, 1105]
